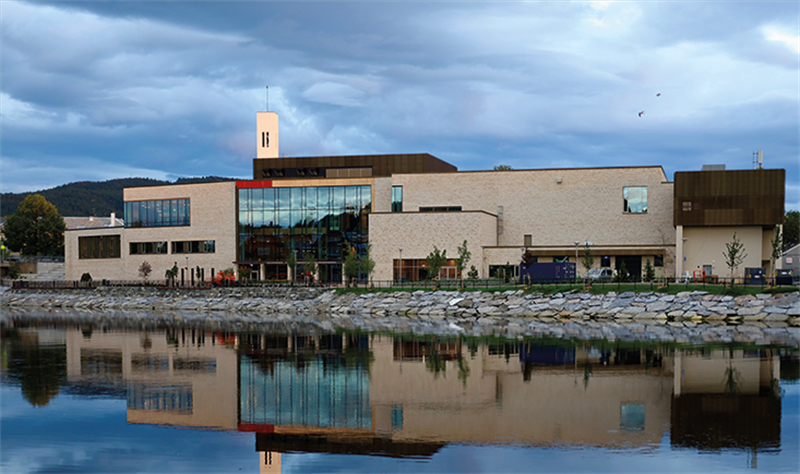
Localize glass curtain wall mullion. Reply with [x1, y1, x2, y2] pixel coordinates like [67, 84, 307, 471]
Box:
[238, 184, 371, 281]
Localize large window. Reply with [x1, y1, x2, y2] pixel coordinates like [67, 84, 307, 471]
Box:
[623, 187, 647, 213]
[391, 186, 403, 213]
[172, 240, 215, 254]
[489, 264, 519, 279]
[129, 241, 168, 255]
[238, 185, 371, 271]
[125, 199, 190, 227]
[79, 235, 121, 259]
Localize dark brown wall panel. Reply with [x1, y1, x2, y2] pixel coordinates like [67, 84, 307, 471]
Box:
[253, 153, 457, 180]
[674, 169, 785, 226]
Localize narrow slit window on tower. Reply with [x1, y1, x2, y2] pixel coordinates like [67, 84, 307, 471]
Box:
[261, 132, 265, 148]
[265, 132, 269, 147]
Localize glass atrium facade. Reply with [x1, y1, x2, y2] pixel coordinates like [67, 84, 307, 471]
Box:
[237, 184, 371, 281]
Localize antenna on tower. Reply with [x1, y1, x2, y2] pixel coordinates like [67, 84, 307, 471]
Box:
[266, 86, 269, 112]
[752, 150, 763, 169]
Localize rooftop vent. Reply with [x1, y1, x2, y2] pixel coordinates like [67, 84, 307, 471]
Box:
[701, 164, 726, 171]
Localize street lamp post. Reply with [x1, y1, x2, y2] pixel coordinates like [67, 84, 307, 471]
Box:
[398, 248, 403, 283]
[681, 238, 688, 280]
[292, 249, 298, 283]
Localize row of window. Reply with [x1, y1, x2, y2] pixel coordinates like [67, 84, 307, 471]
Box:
[239, 186, 371, 212]
[79, 236, 215, 259]
[391, 186, 647, 214]
[125, 199, 190, 228]
[419, 206, 462, 212]
[129, 241, 215, 255]
[521, 255, 663, 267]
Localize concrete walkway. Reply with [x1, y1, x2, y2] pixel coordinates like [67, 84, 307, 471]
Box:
[20, 263, 65, 282]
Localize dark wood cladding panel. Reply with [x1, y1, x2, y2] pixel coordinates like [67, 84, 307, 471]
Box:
[674, 169, 785, 226]
[253, 153, 457, 180]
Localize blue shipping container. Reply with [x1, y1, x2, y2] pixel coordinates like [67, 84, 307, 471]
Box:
[520, 262, 576, 282]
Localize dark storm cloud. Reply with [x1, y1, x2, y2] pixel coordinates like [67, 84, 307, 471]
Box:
[1, 1, 797, 210]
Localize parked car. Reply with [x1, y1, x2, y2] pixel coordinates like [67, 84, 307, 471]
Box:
[586, 268, 614, 281]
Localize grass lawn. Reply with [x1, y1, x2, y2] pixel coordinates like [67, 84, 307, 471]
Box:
[334, 283, 799, 297]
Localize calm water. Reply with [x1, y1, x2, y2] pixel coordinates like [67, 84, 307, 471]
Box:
[1, 315, 798, 473]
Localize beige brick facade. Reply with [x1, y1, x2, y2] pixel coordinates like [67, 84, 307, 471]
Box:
[370, 211, 497, 280]
[60, 109, 784, 285]
[66, 181, 237, 282]
[372, 167, 676, 281]
[677, 225, 779, 280]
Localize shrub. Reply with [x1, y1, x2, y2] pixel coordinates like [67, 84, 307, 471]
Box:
[467, 265, 479, 279]
[80, 272, 92, 283]
[213, 268, 236, 286]
[7, 265, 21, 280]
[138, 261, 152, 282]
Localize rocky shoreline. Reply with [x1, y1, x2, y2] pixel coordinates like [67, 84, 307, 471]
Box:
[2, 286, 800, 347]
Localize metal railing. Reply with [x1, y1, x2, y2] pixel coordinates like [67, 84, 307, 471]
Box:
[2, 256, 65, 263]
[6, 275, 798, 291]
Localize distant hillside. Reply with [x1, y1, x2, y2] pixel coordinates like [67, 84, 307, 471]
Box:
[1, 176, 235, 217]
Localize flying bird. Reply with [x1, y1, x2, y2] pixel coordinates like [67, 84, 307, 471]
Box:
[656, 93, 661, 97]
[638, 111, 644, 117]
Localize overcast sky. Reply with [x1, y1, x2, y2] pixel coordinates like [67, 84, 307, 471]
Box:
[1, 1, 798, 210]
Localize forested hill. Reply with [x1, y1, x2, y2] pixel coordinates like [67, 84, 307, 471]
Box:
[1, 176, 235, 217]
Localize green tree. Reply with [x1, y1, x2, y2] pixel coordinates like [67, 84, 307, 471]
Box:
[643, 259, 655, 282]
[165, 263, 179, 286]
[770, 226, 782, 276]
[343, 247, 360, 288]
[303, 252, 317, 283]
[286, 250, 297, 282]
[456, 240, 471, 287]
[614, 261, 629, 282]
[360, 244, 376, 287]
[723, 232, 747, 286]
[425, 246, 447, 283]
[493, 164, 513, 171]
[784, 210, 799, 251]
[580, 243, 594, 279]
[3, 194, 66, 256]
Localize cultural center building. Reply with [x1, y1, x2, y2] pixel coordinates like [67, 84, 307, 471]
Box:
[65, 112, 785, 284]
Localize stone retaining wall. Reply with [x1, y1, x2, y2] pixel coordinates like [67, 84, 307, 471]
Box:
[2, 287, 800, 346]
[2, 286, 799, 325]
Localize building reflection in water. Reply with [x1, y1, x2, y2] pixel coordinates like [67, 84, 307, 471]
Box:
[2, 323, 789, 472]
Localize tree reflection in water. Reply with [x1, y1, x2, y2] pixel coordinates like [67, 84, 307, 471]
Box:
[3, 328, 67, 407]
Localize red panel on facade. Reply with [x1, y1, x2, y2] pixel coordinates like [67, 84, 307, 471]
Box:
[238, 423, 275, 433]
[236, 180, 273, 189]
